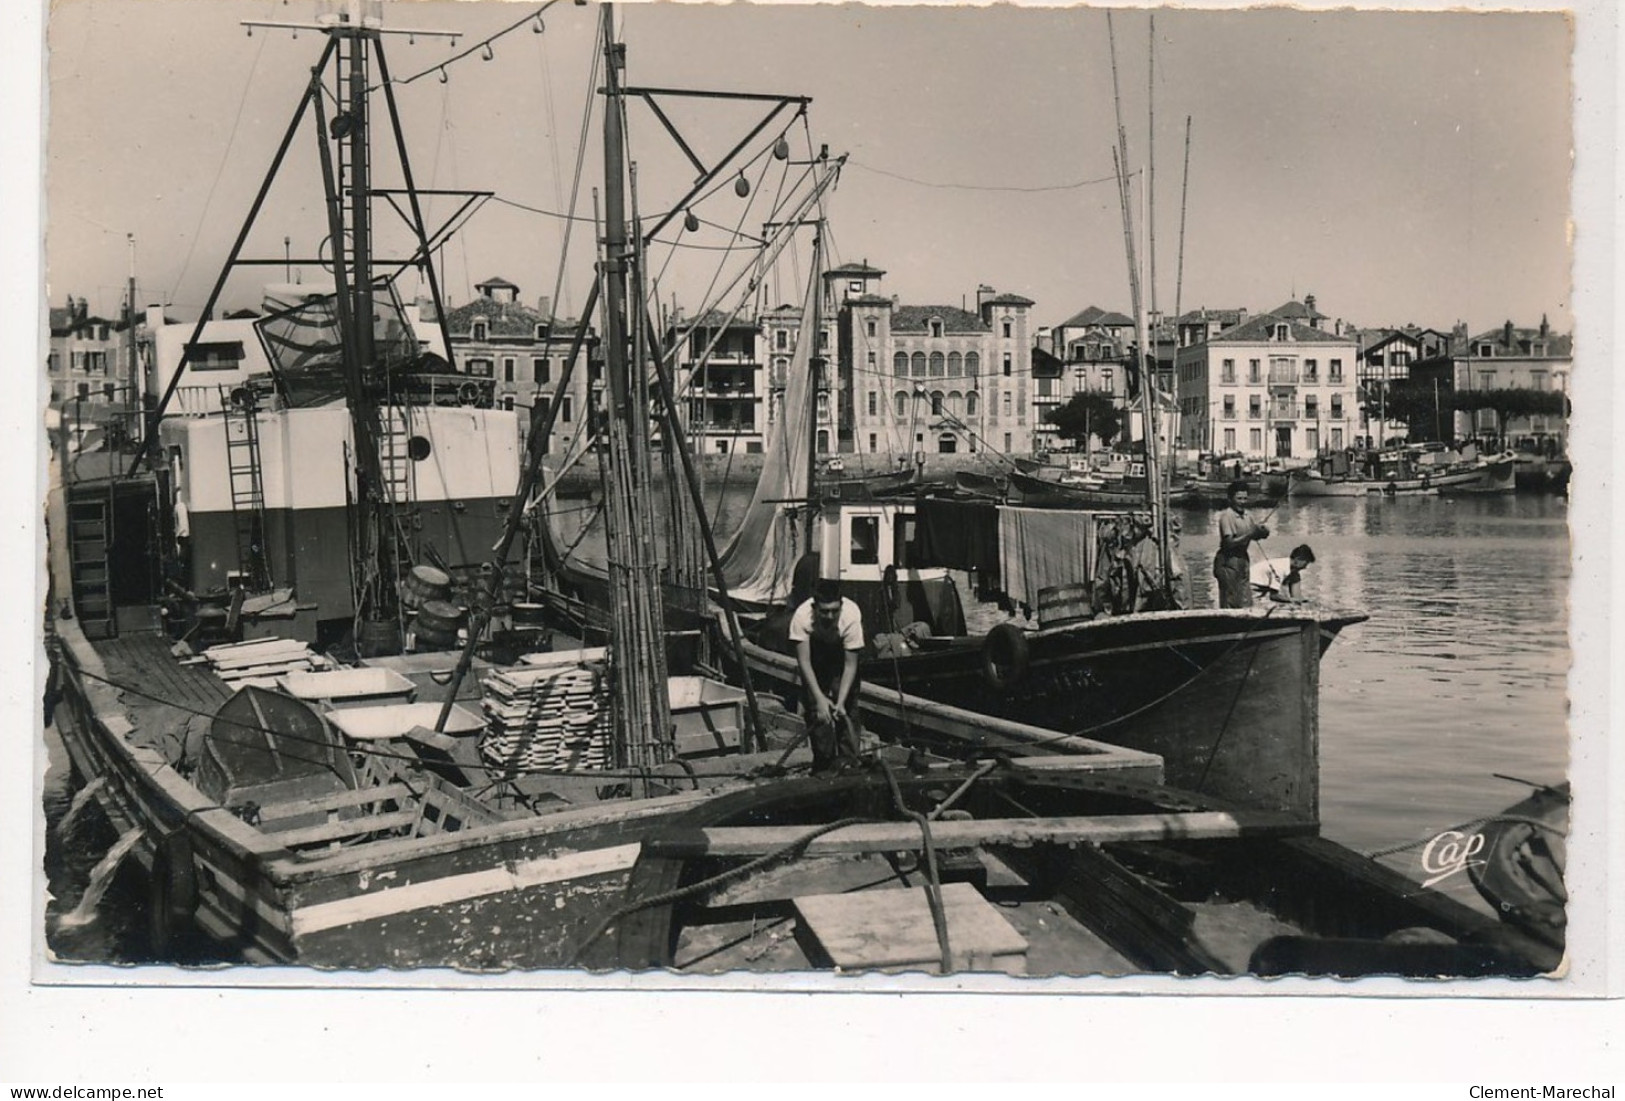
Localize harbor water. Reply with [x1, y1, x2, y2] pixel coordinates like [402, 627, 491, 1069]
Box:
[39, 487, 1571, 965]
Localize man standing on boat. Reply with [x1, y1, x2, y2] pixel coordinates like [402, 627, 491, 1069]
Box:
[1215, 480, 1269, 608]
[789, 577, 865, 774]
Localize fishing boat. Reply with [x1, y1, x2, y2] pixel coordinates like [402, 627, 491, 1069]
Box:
[1290, 445, 1517, 498]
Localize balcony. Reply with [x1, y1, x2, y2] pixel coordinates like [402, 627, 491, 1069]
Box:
[1268, 403, 1301, 421]
[1267, 366, 1299, 384]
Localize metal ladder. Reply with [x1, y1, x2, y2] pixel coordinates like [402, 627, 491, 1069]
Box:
[66, 489, 116, 640]
[220, 387, 273, 591]
[377, 399, 418, 564]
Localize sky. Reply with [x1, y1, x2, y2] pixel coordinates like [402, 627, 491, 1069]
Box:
[42, 0, 1575, 339]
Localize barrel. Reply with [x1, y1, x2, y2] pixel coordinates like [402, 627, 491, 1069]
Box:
[412, 621, 459, 651]
[416, 599, 467, 634]
[401, 565, 452, 610]
[358, 617, 404, 658]
[1036, 584, 1095, 629]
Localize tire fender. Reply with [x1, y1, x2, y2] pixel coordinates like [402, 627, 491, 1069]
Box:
[458, 381, 480, 406]
[981, 623, 1030, 691]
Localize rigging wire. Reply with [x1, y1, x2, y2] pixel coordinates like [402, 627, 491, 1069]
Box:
[372, 2, 561, 90]
[847, 158, 1129, 193]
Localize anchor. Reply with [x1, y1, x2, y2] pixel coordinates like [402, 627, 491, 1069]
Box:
[57, 825, 145, 931]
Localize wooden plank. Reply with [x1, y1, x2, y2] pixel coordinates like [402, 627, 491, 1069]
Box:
[794, 883, 1027, 972]
[257, 782, 414, 824]
[644, 811, 1312, 858]
[270, 810, 420, 847]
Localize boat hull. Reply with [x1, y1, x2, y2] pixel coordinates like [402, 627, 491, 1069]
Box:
[745, 609, 1364, 821]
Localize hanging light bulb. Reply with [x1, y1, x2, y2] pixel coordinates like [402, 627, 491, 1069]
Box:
[684, 210, 700, 233]
[482, 42, 494, 61]
[734, 173, 750, 198]
[773, 137, 790, 161]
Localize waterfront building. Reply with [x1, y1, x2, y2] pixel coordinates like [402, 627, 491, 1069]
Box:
[1033, 306, 1133, 453]
[48, 296, 136, 410]
[1438, 318, 1571, 448]
[442, 276, 597, 455]
[1174, 299, 1359, 459]
[1353, 324, 1455, 445]
[669, 310, 767, 455]
[831, 265, 1036, 458]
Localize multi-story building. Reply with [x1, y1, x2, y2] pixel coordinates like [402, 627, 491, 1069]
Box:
[48, 296, 137, 410]
[1354, 324, 1455, 445]
[1174, 301, 1359, 459]
[669, 310, 767, 454]
[1445, 318, 1572, 445]
[832, 270, 1036, 458]
[1031, 306, 1133, 452]
[442, 276, 597, 455]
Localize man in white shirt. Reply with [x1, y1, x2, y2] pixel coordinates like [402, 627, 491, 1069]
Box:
[788, 577, 865, 773]
[1251, 544, 1316, 603]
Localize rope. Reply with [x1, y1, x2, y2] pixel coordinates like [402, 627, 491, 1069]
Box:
[1366, 813, 1568, 862]
[565, 814, 876, 967]
[877, 758, 952, 971]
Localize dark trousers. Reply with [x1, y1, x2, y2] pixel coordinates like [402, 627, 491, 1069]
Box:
[1214, 554, 1253, 609]
[805, 643, 862, 771]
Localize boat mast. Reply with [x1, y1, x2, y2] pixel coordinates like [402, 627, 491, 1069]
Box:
[598, 2, 674, 774]
[804, 224, 825, 551]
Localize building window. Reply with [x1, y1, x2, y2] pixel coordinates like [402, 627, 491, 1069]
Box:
[1329, 358, 1343, 382]
[1248, 359, 1262, 383]
[1037, 377, 1054, 398]
[1479, 371, 1497, 389]
[912, 352, 927, 378]
[1002, 320, 1012, 338]
[534, 324, 548, 340]
[776, 330, 789, 351]
[930, 319, 944, 338]
[535, 357, 550, 384]
[1331, 428, 1343, 449]
[1304, 359, 1318, 381]
[466, 358, 493, 378]
[819, 330, 830, 351]
[849, 280, 863, 295]
[1477, 343, 1494, 357]
[966, 391, 980, 416]
[85, 351, 108, 374]
[931, 391, 944, 416]
[867, 351, 876, 370]
[965, 352, 980, 376]
[867, 391, 878, 417]
[560, 395, 574, 423]
[1221, 359, 1236, 384]
[1223, 395, 1236, 419]
[1249, 428, 1263, 451]
[947, 352, 962, 377]
[1101, 368, 1113, 391]
[1305, 396, 1318, 419]
[503, 396, 515, 412]
[1531, 370, 1548, 390]
[1002, 353, 1012, 377]
[929, 352, 945, 377]
[1330, 396, 1343, 419]
[893, 352, 908, 376]
[1248, 395, 1262, 419]
[472, 320, 488, 342]
[503, 358, 516, 383]
[1001, 392, 1012, 417]
[1003, 432, 1012, 452]
[866, 320, 877, 338]
[1223, 428, 1236, 451]
[894, 391, 908, 418]
[1274, 323, 1289, 341]
[1306, 427, 1318, 452]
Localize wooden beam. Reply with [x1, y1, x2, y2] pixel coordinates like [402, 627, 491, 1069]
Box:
[643, 810, 1313, 859]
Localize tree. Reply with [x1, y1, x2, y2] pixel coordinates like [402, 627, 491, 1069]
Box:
[1379, 381, 1451, 441]
[1450, 387, 1568, 441]
[1046, 391, 1123, 451]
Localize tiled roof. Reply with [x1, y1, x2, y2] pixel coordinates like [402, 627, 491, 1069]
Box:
[444, 297, 546, 339]
[1177, 307, 1247, 326]
[1211, 314, 1352, 345]
[846, 294, 894, 308]
[475, 276, 520, 290]
[827, 262, 885, 278]
[1267, 299, 1328, 321]
[1031, 345, 1065, 377]
[890, 305, 989, 334]
[1058, 305, 1132, 329]
[984, 293, 1035, 307]
[1466, 325, 1572, 358]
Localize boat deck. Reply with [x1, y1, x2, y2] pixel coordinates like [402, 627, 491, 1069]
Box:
[98, 632, 234, 713]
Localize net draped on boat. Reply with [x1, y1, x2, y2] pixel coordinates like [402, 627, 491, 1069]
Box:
[713, 272, 819, 606]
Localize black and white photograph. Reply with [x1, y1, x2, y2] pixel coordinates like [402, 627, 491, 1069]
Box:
[21, 0, 1612, 1018]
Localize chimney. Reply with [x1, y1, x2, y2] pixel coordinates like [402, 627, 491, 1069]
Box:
[1540, 313, 1550, 339]
[976, 284, 996, 312]
[538, 295, 552, 320]
[1503, 319, 1515, 348]
[1304, 293, 1316, 313]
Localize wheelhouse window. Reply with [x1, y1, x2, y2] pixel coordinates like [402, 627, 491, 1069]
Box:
[848, 515, 880, 566]
[185, 341, 246, 372]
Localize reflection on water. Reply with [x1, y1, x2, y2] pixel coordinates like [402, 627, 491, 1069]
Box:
[44, 488, 1571, 960]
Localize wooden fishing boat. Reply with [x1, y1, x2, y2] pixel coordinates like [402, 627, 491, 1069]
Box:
[1468, 781, 1568, 961]
[587, 766, 1555, 977]
[1290, 449, 1516, 498]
